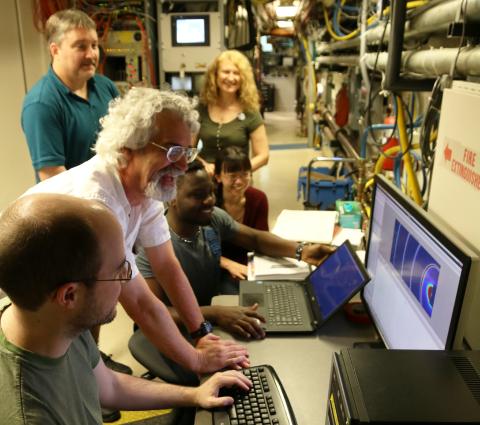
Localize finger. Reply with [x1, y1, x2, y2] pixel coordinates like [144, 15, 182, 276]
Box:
[226, 355, 250, 369]
[218, 371, 252, 389]
[244, 310, 266, 322]
[219, 339, 248, 352]
[205, 333, 220, 341]
[232, 324, 252, 340]
[216, 396, 235, 407]
[245, 318, 266, 339]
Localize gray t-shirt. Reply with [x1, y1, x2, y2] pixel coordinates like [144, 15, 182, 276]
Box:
[0, 313, 101, 424]
[136, 207, 239, 305]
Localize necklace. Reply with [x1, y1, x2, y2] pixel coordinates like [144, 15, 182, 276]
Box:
[170, 227, 201, 244]
[216, 123, 223, 151]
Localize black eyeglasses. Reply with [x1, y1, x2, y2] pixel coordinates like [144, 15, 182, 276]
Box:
[93, 259, 133, 284]
[150, 142, 199, 164]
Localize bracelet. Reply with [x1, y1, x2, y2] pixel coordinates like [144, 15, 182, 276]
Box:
[295, 242, 307, 261]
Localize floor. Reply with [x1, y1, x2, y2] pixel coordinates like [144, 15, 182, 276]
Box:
[99, 110, 323, 376]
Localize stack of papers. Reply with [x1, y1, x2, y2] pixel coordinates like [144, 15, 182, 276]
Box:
[253, 255, 311, 281]
[272, 209, 338, 243]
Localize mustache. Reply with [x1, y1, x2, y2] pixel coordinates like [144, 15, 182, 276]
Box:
[157, 166, 184, 179]
[81, 60, 97, 67]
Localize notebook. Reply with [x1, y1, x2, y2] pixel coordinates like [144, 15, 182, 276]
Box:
[239, 240, 370, 333]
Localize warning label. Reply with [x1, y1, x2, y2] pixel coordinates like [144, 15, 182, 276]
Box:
[441, 137, 480, 191]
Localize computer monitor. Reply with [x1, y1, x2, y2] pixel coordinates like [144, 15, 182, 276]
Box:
[171, 15, 210, 47]
[362, 175, 472, 350]
[260, 35, 273, 53]
[170, 75, 192, 92]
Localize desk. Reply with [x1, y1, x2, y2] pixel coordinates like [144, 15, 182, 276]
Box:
[195, 295, 378, 424]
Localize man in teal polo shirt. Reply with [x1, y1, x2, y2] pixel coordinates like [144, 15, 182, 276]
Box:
[22, 9, 119, 182]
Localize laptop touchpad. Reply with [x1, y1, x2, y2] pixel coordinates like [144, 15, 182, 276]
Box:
[242, 293, 265, 307]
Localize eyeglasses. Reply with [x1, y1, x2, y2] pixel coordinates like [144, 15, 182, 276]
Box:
[150, 142, 199, 164]
[94, 259, 133, 284]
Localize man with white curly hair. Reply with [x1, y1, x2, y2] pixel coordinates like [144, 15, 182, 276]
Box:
[24, 88, 250, 378]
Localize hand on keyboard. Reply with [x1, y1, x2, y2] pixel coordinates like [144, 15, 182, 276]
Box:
[208, 365, 298, 425]
[196, 370, 252, 409]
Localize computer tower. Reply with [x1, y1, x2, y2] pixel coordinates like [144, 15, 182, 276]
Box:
[326, 348, 480, 424]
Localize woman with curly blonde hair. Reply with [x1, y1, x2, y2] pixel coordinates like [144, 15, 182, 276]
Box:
[197, 50, 269, 175]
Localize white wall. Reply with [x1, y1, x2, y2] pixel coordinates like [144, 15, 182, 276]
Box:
[264, 73, 296, 112]
[0, 0, 48, 210]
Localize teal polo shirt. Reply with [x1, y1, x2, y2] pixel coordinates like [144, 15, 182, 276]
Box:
[22, 68, 119, 181]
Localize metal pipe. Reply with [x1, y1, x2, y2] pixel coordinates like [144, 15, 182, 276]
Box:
[316, 55, 359, 67]
[385, 0, 435, 91]
[316, 105, 367, 203]
[316, 0, 480, 54]
[359, 0, 371, 94]
[364, 46, 480, 78]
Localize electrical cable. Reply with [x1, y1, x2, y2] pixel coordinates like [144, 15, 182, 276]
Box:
[450, 0, 468, 78]
[323, 1, 427, 41]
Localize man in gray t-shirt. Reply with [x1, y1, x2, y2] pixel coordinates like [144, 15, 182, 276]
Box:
[0, 194, 251, 424]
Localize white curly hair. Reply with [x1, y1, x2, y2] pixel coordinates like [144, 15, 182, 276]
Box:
[94, 88, 200, 168]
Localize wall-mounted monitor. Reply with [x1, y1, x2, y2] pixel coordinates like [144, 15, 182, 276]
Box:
[171, 15, 210, 47]
[362, 175, 474, 350]
[171, 75, 193, 92]
[260, 35, 273, 53]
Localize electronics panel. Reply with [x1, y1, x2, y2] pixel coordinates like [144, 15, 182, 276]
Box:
[159, 12, 222, 73]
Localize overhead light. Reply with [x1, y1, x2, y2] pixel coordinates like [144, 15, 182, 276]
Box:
[276, 20, 294, 28]
[275, 5, 298, 18]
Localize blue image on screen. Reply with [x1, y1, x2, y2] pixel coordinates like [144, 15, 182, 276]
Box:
[310, 244, 366, 318]
[390, 221, 440, 316]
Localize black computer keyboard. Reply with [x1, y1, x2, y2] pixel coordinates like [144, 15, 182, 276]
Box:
[213, 365, 297, 425]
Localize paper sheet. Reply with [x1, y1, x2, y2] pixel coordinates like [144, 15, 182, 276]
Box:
[272, 209, 337, 243]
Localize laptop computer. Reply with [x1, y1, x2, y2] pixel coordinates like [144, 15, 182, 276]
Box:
[239, 240, 370, 333]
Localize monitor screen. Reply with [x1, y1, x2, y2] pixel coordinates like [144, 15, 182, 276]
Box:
[171, 76, 192, 91]
[310, 241, 370, 319]
[260, 35, 273, 53]
[171, 15, 210, 47]
[362, 176, 471, 350]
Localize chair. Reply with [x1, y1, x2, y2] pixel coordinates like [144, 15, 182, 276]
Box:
[128, 328, 199, 386]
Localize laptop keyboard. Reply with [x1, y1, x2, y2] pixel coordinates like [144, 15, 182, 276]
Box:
[266, 283, 303, 326]
[213, 365, 296, 425]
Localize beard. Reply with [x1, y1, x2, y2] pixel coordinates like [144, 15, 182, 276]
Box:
[145, 166, 184, 202]
[68, 293, 117, 337]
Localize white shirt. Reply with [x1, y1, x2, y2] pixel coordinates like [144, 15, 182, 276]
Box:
[25, 156, 170, 277]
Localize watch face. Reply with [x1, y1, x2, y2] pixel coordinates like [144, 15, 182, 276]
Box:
[202, 321, 213, 333]
[191, 321, 213, 339]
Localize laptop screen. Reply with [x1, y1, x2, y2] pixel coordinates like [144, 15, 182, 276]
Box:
[310, 241, 370, 319]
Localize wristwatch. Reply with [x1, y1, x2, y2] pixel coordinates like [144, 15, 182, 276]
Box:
[190, 320, 213, 339]
[295, 242, 307, 261]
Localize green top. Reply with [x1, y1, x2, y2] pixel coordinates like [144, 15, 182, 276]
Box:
[0, 313, 102, 425]
[197, 103, 263, 163]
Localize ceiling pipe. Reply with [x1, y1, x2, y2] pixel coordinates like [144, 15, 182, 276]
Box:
[316, 0, 480, 54]
[384, 0, 435, 91]
[363, 46, 480, 78]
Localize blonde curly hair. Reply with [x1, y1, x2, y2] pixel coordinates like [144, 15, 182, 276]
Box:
[200, 50, 260, 112]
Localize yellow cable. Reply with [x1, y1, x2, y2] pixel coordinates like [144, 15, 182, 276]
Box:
[395, 96, 423, 205]
[323, 1, 427, 42]
[373, 144, 419, 174]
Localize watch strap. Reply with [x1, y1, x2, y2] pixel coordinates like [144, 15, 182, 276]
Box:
[189, 320, 213, 339]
